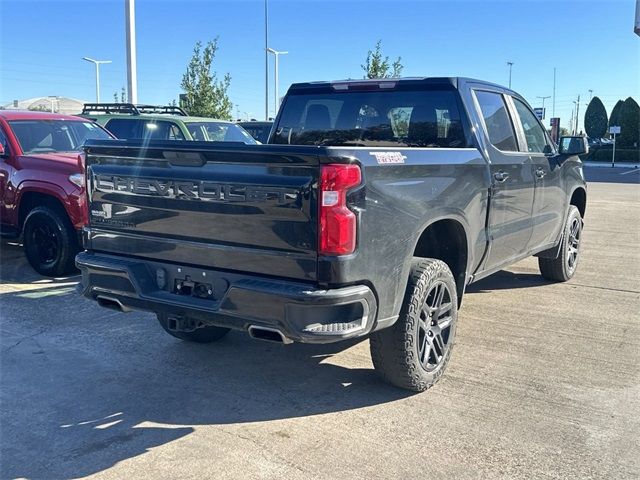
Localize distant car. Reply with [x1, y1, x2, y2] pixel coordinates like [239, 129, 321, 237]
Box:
[238, 121, 273, 143]
[0, 110, 114, 275]
[587, 137, 613, 150]
[80, 103, 257, 144]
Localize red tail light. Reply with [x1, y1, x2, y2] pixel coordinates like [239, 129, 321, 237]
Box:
[319, 164, 361, 255]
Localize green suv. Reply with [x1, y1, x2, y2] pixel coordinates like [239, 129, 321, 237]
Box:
[80, 104, 257, 144]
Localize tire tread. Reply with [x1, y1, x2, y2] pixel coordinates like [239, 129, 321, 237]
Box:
[370, 258, 457, 392]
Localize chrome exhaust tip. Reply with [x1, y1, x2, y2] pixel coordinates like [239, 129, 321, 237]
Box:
[96, 295, 130, 313]
[248, 325, 293, 344]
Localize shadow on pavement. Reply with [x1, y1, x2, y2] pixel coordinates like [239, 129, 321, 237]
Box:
[0, 241, 80, 286]
[1, 282, 411, 479]
[1, 240, 554, 478]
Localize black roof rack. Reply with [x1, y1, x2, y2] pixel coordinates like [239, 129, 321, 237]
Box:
[81, 103, 188, 116]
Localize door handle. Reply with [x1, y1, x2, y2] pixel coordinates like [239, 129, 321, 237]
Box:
[493, 171, 509, 182]
[535, 167, 546, 178]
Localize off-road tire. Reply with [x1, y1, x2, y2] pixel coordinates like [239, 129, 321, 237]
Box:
[370, 258, 458, 392]
[157, 313, 230, 343]
[23, 206, 79, 277]
[539, 205, 582, 282]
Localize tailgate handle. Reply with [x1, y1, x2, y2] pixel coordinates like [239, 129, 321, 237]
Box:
[162, 151, 205, 167]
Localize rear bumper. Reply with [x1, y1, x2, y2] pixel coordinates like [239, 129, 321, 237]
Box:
[75, 251, 377, 344]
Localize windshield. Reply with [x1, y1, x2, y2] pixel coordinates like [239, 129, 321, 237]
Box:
[185, 122, 257, 144]
[272, 87, 471, 148]
[9, 119, 111, 154]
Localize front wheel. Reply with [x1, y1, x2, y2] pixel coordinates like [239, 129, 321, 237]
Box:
[538, 205, 583, 282]
[157, 313, 230, 343]
[23, 206, 79, 277]
[370, 258, 458, 392]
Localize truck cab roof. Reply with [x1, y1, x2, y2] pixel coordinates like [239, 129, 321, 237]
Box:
[288, 77, 517, 95]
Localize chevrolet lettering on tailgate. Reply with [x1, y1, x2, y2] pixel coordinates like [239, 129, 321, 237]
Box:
[94, 175, 300, 204]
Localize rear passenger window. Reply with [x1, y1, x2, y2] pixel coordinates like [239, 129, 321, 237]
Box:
[104, 119, 140, 139]
[142, 121, 185, 140]
[104, 119, 185, 141]
[475, 91, 518, 152]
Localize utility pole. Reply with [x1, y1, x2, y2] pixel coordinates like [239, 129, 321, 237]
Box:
[536, 95, 551, 118]
[575, 94, 581, 134]
[552, 67, 556, 118]
[570, 107, 575, 134]
[507, 61, 514, 88]
[267, 48, 288, 118]
[125, 0, 138, 103]
[82, 57, 112, 103]
[264, 0, 269, 121]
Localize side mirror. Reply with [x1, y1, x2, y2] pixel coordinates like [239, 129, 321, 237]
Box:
[559, 136, 589, 156]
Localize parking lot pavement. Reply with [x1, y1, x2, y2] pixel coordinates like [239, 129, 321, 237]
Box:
[1, 166, 638, 480]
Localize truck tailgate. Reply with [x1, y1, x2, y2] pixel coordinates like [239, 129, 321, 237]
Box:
[84, 141, 319, 281]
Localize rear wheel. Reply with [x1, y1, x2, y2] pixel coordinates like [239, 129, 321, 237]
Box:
[157, 313, 230, 343]
[370, 258, 458, 392]
[539, 205, 582, 282]
[23, 206, 79, 277]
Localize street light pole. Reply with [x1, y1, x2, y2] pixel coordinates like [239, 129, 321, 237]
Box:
[47, 96, 60, 113]
[575, 94, 581, 134]
[264, 0, 269, 121]
[507, 61, 514, 88]
[552, 67, 556, 118]
[125, 0, 138, 103]
[588, 89, 593, 102]
[267, 48, 288, 117]
[82, 57, 112, 103]
[536, 95, 551, 118]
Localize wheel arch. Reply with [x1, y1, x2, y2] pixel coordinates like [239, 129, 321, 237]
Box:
[412, 217, 469, 304]
[569, 186, 587, 218]
[18, 188, 69, 232]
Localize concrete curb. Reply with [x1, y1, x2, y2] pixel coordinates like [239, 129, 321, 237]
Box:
[582, 161, 640, 169]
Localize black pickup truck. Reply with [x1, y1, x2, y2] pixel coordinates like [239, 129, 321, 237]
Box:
[76, 77, 587, 392]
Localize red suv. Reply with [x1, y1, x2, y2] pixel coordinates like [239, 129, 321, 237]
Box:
[0, 111, 113, 276]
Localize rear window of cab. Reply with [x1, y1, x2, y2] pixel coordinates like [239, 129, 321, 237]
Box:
[272, 87, 472, 148]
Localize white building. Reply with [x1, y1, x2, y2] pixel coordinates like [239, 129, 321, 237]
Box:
[2, 96, 86, 115]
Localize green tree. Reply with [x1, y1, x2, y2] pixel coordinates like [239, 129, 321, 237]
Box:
[180, 39, 232, 119]
[583, 96, 608, 139]
[608, 99, 624, 128]
[361, 40, 403, 79]
[618, 97, 640, 147]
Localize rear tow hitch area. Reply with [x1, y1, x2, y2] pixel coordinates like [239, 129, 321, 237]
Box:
[165, 316, 205, 333]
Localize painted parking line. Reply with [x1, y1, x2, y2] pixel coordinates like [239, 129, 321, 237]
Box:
[620, 168, 640, 175]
